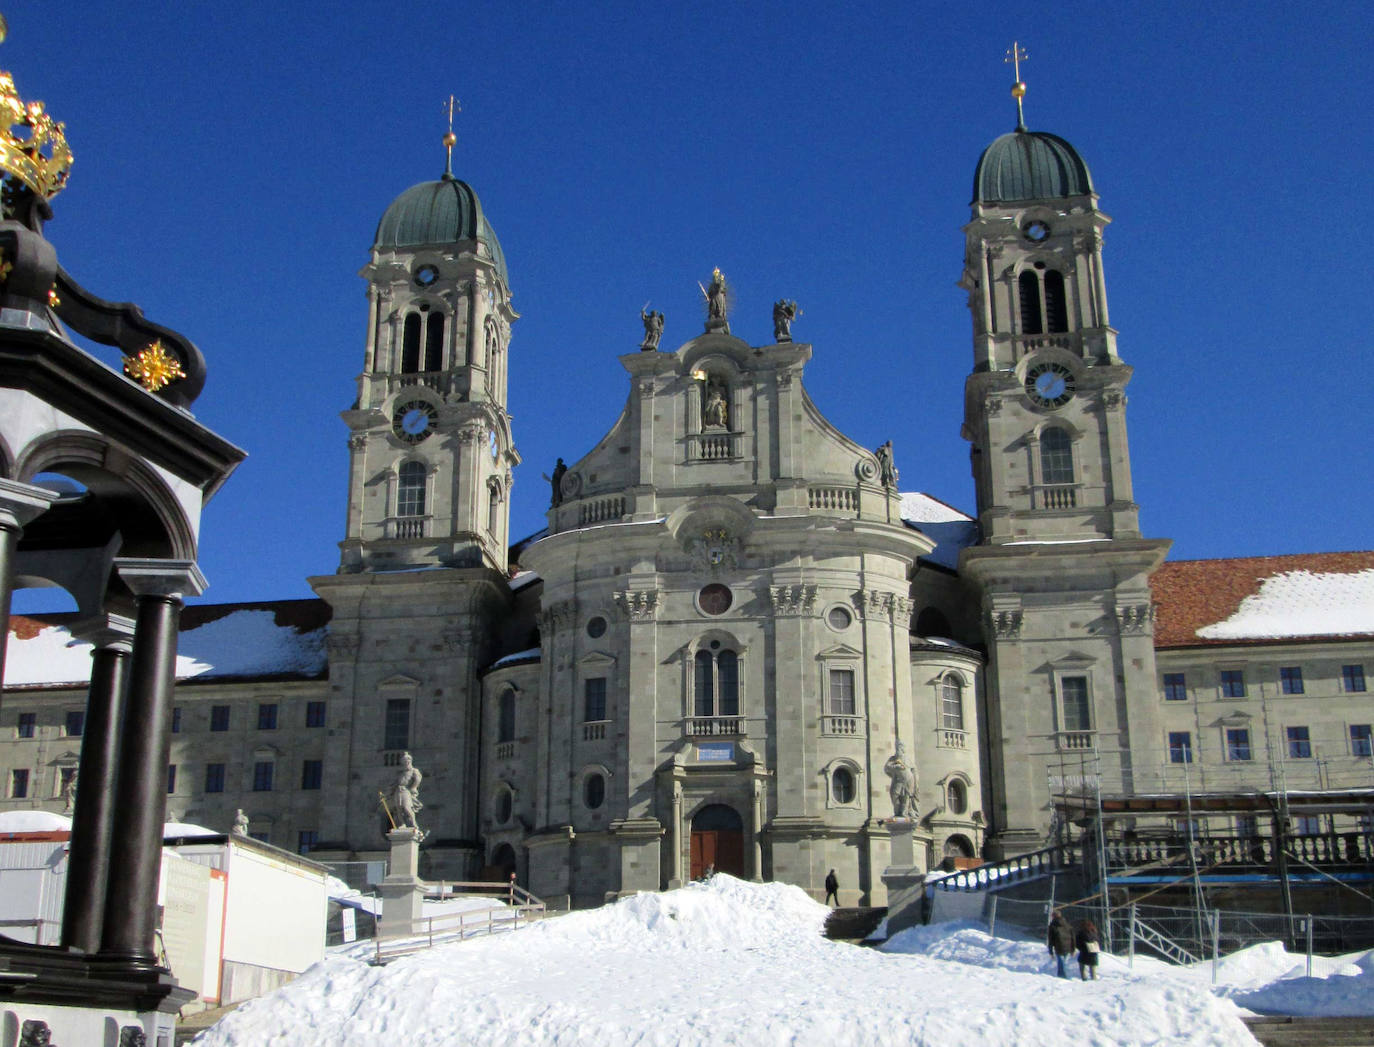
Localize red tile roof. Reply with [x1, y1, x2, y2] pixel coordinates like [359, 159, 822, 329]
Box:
[1151, 552, 1374, 648]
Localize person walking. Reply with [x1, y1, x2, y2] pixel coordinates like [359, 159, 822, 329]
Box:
[824, 869, 839, 907]
[1075, 918, 1101, 981]
[1047, 910, 1074, 978]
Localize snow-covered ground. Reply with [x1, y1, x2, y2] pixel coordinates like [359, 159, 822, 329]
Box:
[186, 875, 1374, 1046]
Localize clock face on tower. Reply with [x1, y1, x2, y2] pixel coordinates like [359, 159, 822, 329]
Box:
[1024, 362, 1076, 409]
[392, 400, 438, 443]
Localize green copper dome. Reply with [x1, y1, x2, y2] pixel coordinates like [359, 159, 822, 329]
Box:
[972, 130, 1093, 204]
[374, 174, 508, 284]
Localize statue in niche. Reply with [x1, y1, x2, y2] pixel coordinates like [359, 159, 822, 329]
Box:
[884, 741, 918, 820]
[703, 383, 729, 429]
[772, 299, 800, 341]
[640, 308, 664, 351]
[389, 751, 425, 836]
[61, 769, 77, 812]
[231, 808, 249, 836]
[550, 457, 567, 507]
[875, 440, 899, 489]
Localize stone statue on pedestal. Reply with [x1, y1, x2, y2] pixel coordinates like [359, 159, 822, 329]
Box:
[640, 308, 664, 351]
[389, 752, 424, 836]
[875, 440, 899, 489]
[772, 299, 799, 341]
[61, 770, 77, 813]
[231, 809, 248, 836]
[550, 458, 567, 507]
[884, 741, 918, 820]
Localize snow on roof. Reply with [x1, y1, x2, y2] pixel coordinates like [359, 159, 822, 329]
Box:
[1152, 552, 1374, 647]
[508, 570, 541, 592]
[5, 599, 331, 688]
[488, 647, 541, 670]
[163, 821, 220, 838]
[0, 810, 71, 833]
[899, 491, 978, 570]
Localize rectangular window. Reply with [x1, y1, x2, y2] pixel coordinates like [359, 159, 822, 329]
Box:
[204, 763, 225, 793]
[1286, 726, 1311, 759]
[166, 764, 177, 794]
[301, 759, 323, 790]
[298, 830, 319, 855]
[1344, 665, 1368, 693]
[306, 700, 327, 728]
[65, 710, 84, 737]
[1163, 673, 1187, 701]
[1294, 816, 1321, 837]
[1168, 731, 1193, 764]
[1351, 724, 1372, 758]
[384, 699, 410, 751]
[210, 705, 231, 732]
[1226, 728, 1252, 761]
[252, 761, 274, 792]
[16, 712, 35, 739]
[257, 703, 278, 730]
[829, 669, 856, 716]
[10, 769, 28, 798]
[1220, 670, 1246, 698]
[171, 706, 182, 733]
[1060, 676, 1091, 731]
[1280, 666, 1305, 695]
[583, 678, 607, 722]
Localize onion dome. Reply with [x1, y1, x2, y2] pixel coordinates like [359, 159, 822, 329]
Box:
[972, 129, 1093, 204]
[373, 173, 508, 284]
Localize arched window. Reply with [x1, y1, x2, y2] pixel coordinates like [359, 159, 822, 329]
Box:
[497, 689, 516, 743]
[1018, 271, 1043, 335]
[584, 773, 606, 810]
[694, 646, 740, 718]
[494, 787, 513, 825]
[832, 767, 856, 804]
[1044, 270, 1067, 333]
[1039, 428, 1074, 486]
[401, 313, 421, 373]
[397, 461, 426, 517]
[424, 314, 444, 371]
[941, 676, 964, 731]
[947, 778, 968, 815]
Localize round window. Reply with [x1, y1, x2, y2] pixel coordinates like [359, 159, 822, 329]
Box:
[496, 789, 513, 824]
[947, 779, 967, 815]
[584, 773, 606, 810]
[698, 583, 732, 616]
[827, 606, 852, 631]
[414, 264, 440, 287]
[586, 616, 607, 639]
[832, 767, 855, 804]
[1023, 220, 1050, 243]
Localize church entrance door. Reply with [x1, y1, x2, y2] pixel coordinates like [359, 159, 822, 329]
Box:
[689, 804, 744, 880]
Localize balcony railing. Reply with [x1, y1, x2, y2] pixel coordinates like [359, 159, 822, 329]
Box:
[495, 741, 516, 760]
[386, 515, 430, 539]
[1055, 730, 1096, 751]
[1034, 484, 1079, 510]
[808, 486, 859, 513]
[687, 716, 744, 737]
[583, 721, 608, 742]
[578, 496, 625, 526]
[822, 715, 862, 737]
[687, 431, 741, 461]
[939, 728, 967, 750]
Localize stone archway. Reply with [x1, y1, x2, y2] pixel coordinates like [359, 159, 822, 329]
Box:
[689, 803, 744, 880]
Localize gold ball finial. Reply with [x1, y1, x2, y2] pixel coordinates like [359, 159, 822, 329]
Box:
[1011, 81, 1026, 99]
[443, 131, 457, 148]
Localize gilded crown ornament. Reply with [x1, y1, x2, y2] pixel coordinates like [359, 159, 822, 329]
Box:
[0, 71, 72, 207]
[123, 340, 187, 392]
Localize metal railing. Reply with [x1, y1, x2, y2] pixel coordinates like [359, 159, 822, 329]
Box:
[373, 880, 547, 964]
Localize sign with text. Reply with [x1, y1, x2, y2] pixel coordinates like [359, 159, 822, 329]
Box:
[697, 743, 734, 762]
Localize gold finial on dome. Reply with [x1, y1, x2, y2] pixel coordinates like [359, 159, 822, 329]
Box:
[1004, 40, 1029, 132]
[443, 94, 460, 177]
[0, 70, 72, 204]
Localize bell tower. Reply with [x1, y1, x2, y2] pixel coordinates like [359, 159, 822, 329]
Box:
[958, 57, 1170, 857]
[338, 123, 518, 574]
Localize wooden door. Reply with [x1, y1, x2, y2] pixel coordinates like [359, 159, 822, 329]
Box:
[690, 829, 744, 879]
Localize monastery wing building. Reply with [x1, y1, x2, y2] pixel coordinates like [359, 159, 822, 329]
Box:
[4, 108, 1372, 910]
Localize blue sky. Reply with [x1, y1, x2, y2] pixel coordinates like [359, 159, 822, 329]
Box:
[8, 1, 1369, 608]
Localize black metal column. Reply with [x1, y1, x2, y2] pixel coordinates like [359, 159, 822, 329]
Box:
[99, 559, 203, 968]
[61, 615, 133, 954]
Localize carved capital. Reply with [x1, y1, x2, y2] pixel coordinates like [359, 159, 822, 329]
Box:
[1115, 603, 1156, 635]
[613, 589, 660, 620]
[892, 596, 914, 629]
[864, 590, 896, 621]
[442, 627, 473, 653]
[1100, 390, 1125, 409]
[768, 584, 817, 616]
[776, 369, 796, 389]
[328, 630, 360, 658]
[348, 433, 367, 451]
[991, 609, 1023, 639]
[985, 397, 1003, 416]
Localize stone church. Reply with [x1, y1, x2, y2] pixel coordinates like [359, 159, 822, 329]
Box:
[5, 103, 1372, 909]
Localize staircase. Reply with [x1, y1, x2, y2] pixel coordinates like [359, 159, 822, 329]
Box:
[1244, 1017, 1374, 1047]
[823, 906, 888, 943]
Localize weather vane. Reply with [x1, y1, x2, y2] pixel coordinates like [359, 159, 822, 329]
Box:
[1005, 41, 1029, 131]
[443, 94, 460, 176]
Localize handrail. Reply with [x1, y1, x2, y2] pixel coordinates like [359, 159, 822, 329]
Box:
[930, 842, 1077, 892]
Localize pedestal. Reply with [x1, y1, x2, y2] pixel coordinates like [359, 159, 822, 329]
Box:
[379, 828, 425, 937]
[881, 818, 934, 937]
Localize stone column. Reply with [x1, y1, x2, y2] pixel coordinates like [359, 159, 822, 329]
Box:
[61, 613, 134, 954]
[99, 559, 205, 967]
[0, 479, 57, 692]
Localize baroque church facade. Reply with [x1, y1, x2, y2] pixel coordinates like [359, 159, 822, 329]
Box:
[5, 111, 1373, 909]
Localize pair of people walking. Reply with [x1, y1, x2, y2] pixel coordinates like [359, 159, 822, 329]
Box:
[1046, 910, 1100, 980]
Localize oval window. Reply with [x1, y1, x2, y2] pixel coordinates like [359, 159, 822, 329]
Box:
[832, 767, 855, 804]
[947, 779, 967, 815]
[698, 583, 732, 616]
[586, 616, 607, 638]
[584, 773, 606, 810]
[496, 789, 513, 824]
[827, 606, 852, 631]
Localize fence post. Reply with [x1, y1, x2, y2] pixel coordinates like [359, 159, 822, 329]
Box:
[1210, 909, 1220, 986]
[988, 894, 999, 940]
[1128, 904, 1136, 969]
[1306, 916, 1313, 979]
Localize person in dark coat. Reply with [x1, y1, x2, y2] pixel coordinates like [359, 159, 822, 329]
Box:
[824, 869, 839, 907]
[1046, 910, 1074, 978]
[1075, 918, 1101, 980]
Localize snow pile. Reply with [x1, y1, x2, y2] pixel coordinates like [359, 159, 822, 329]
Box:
[192, 877, 1257, 1047]
[1213, 943, 1374, 1017]
[1198, 568, 1374, 640]
[0, 810, 71, 833]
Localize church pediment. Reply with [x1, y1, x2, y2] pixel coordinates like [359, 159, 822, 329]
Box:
[378, 673, 421, 689]
[816, 643, 863, 660]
